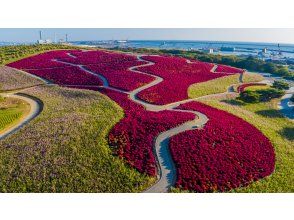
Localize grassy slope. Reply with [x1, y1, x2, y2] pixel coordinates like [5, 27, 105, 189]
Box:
[0, 66, 44, 91]
[0, 97, 30, 133]
[199, 97, 294, 192]
[0, 85, 154, 192]
[188, 72, 264, 98]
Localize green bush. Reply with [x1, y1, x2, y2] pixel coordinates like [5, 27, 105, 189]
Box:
[240, 88, 285, 103]
[239, 91, 260, 103]
[272, 80, 290, 90]
[257, 88, 285, 102]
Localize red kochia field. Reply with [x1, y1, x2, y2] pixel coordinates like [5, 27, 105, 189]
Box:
[170, 101, 275, 192]
[136, 55, 242, 104]
[215, 64, 244, 74]
[7, 50, 78, 69]
[101, 88, 195, 176]
[7, 49, 274, 192]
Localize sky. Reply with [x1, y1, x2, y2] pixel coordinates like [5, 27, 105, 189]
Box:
[0, 28, 294, 44]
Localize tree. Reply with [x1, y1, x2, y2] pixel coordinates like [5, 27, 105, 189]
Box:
[239, 91, 260, 103]
[257, 88, 285, 102]
[272, 81, 289, 90]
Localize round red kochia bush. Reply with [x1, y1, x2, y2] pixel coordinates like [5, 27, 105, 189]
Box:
[170, 101, 275, 192]
[237, 83, 267, 93]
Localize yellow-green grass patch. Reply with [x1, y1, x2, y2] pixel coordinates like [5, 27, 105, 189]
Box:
[244, 85, 270, 92]
[0, 96, 30, 134]
[188, 72, 264, 98]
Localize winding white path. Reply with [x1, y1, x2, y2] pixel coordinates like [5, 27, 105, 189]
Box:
[54, 53, 212, 192]
[4, 51, 246, 192]
[278, 86, 294, 121]
[0, 92, 42, 140]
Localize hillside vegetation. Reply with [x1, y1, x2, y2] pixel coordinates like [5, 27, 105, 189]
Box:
[0, 86, 153, 192]
[0, 44, 79, 65]
[0, 66, 44, 91]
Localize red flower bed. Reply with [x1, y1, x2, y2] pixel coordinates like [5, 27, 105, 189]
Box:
[100, 88, 195, 176]
[136, 55, 236, 104]
[26, 66, 102, 85]
[59, 50, 142, 65]
[215, 64, 244, 74]
[9, 49, 154, 91]
[169, 101, 275, 192]
[7, 50, 80, 69]
[85, 64, 154, 91]
[237, 83, 267, 93]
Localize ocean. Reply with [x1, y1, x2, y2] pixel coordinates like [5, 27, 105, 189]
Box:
[72, 40, 294, 59]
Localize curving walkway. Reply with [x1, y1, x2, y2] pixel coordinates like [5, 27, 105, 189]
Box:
[0, 92, 43, 140]
[278, 86, 294, 121]
[54, 53, 212, 192]
[7, 51, 247, 192]
[54, 52, 252, 192]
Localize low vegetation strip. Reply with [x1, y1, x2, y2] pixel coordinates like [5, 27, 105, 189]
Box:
[0, 66, 44, 91]
[237, 83, 268, 93]
[0, 85, 153, 192]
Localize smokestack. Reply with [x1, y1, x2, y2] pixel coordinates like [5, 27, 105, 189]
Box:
[39, 31, 42, 40]
[66, 34, 68, 42]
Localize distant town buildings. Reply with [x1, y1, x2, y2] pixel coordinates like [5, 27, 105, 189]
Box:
[203, 48, 214, 54]
[37, 31, 69, 45]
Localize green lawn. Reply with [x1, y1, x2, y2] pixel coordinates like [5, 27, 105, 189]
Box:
[200, 98, 294, 192]
[0, 96, 30, 133]
[244, 85, 270, 92]
[188, 72, 264, 98]
[0, 86, 154, 192]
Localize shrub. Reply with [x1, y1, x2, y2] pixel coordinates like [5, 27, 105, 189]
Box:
[239, 90, 261, 103]
[257, 88, 285, 102]
[272, 80, 290, 90]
